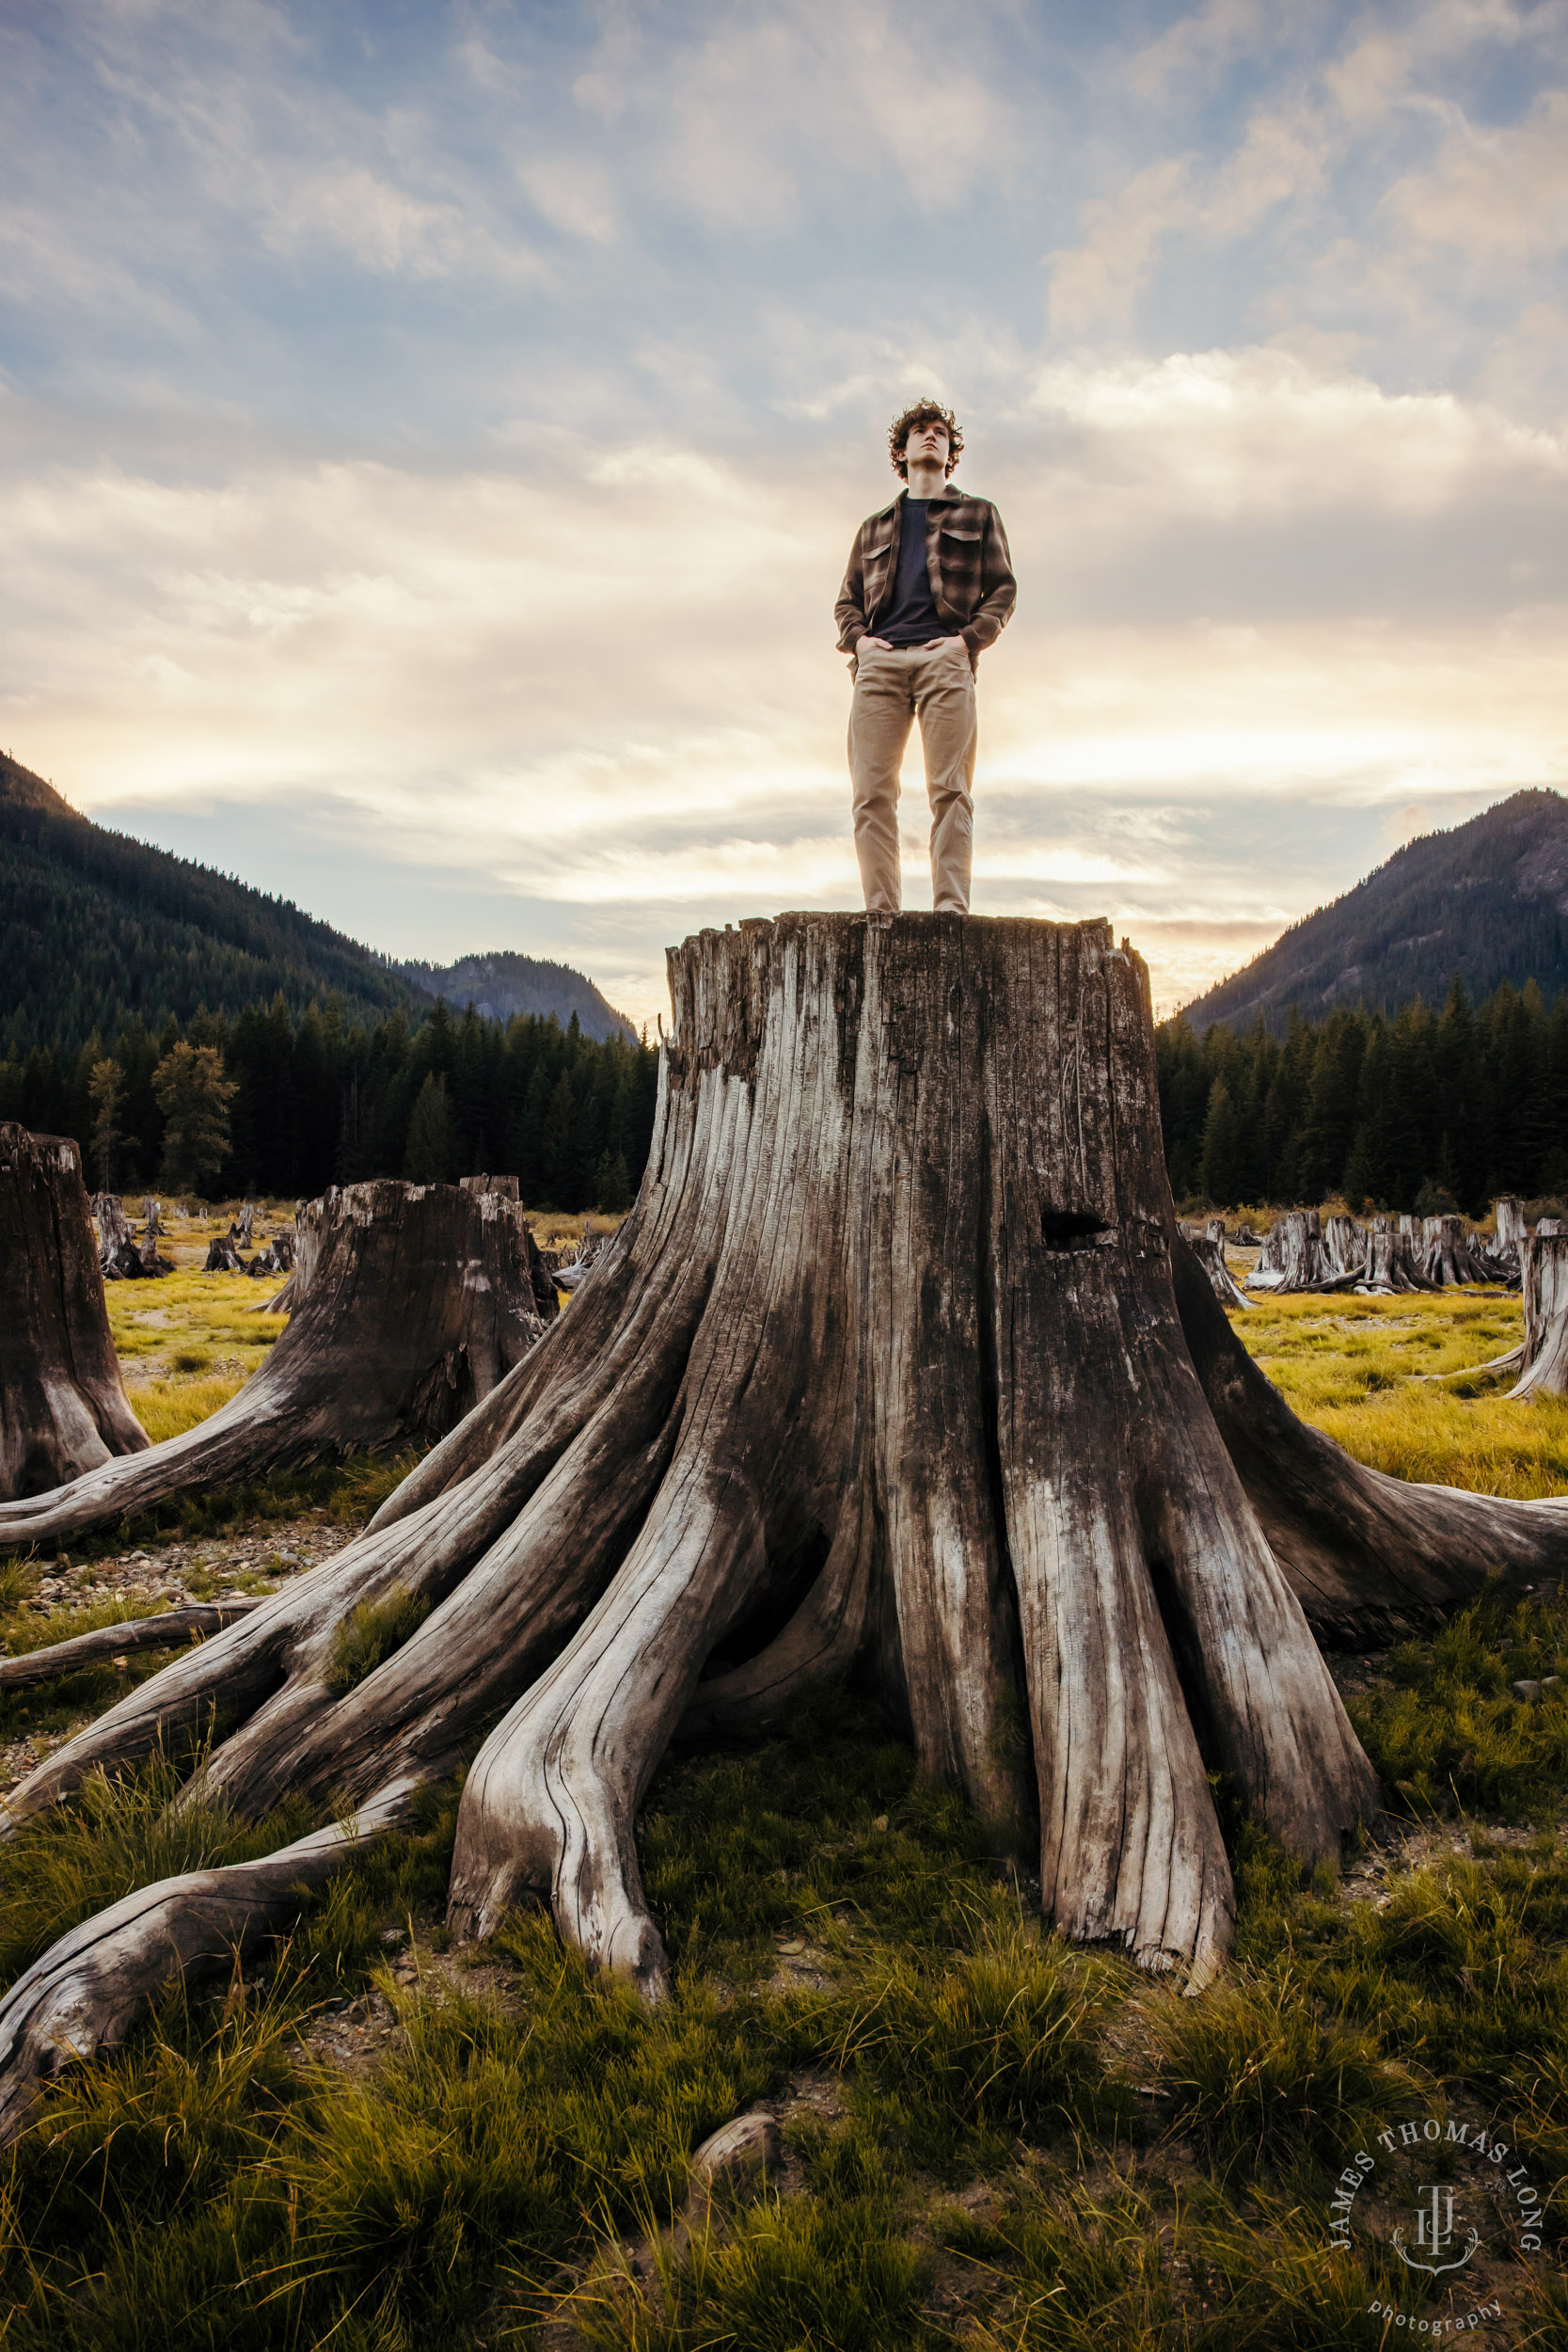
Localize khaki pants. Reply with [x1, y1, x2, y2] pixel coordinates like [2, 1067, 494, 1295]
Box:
[847, 639, 977, 914]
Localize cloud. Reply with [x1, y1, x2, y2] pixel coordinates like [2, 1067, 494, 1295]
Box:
[6, 0, 1568, 1033]
[1384, 87, 1568, 264]
[4, 364, 1565, 1025]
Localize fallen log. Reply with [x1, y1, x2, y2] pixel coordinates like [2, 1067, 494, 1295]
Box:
[0, 1598, 263, 1692]
[0, 1180, 557, 1549]
[8, 913, 1568, 2141]
[0, 1127, 150, 1502]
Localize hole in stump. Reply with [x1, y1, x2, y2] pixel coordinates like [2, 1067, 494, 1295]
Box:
[1040, 1207, 1111, 1250]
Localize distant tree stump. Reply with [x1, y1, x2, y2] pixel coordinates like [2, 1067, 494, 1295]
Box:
[0, 1180, 557, 1549]
[7, 915, 1568, 2139]
[1420, 1215, 1488, 1287]
[1184, 1224, 1250, 1310]
[1362, 1215, 1437, 1295]
[1323, 1215, 1367, 1281]
[1247, 1209, 1357, 1294]
[0, 1127, 149, 1502]
[1482, 1198, 1526, 1286]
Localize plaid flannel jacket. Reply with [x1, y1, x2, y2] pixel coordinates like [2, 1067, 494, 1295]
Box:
[834, 483, 1016, 662]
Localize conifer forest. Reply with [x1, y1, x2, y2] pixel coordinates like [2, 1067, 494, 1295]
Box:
[0, 994, 658, 1214]
[1158, 975, 1568, 1213]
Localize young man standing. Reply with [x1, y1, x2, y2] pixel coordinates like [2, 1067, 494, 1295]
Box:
[834, 401, 1016, 914]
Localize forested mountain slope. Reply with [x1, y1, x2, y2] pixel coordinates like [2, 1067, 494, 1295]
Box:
[0, 754, 640, 1057]
[1184, 789, 1568, 1036]
[402, 952, 637, 1044]
[0, 753, 413, 1057]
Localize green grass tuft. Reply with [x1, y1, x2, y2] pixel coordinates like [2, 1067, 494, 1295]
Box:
[325, 1583, 433, 1696]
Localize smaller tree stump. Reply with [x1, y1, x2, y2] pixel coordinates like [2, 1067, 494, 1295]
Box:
[1360, 1215, 1436, 1295]
[1323, 1215, 1366, 1281]
[1246, 1210, 1358, 1295]
[1186, 1228, 1251, 1310]
[1420, 1216, 1487, 1288]
[0, 1180, 559, 1549]
[1510, 1233, 1568, 1400]
[0, 1126, 150, 1502]
[461, 1174, 519, 1200]
[1482, 1199, 1526, 1286]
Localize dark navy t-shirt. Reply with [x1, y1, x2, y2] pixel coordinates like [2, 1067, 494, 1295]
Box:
[875, 500, 955, 646]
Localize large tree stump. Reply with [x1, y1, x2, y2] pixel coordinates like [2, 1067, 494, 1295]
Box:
[7, 914, 1568, 2138]
[0, 1127, 150, 1502]
[0, 1181, 556, 1549]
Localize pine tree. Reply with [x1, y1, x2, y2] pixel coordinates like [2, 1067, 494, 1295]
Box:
[151, 1043, 237, 1195]
[1199, 1079, 1246, 1208]
[404, 1073, 456, 1184]
[594, 1149, 631, 1213]
[87, 1057, 133, 1191]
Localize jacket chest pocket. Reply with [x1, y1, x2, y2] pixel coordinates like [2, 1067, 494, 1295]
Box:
[939, 527, 981, 546]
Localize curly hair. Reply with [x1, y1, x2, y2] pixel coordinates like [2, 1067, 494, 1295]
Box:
[888, 398, 963, 480]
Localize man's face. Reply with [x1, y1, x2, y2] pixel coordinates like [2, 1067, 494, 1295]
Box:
[902, 419, 950, 476]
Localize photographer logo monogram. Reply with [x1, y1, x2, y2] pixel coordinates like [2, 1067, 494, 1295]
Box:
[1326, 2115, 1545, 2334]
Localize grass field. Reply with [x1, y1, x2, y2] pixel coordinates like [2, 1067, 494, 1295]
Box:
[1, 1257, 1566, 2346]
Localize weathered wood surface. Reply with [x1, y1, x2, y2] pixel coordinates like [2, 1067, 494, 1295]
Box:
[0, 1776, 418, 2144]
[0, 1127, 149, 1502]
[0, 1180, 556, 1549]
[1323, 1215, 1366, 1280]
[0, 1599, 262, 1692]
[1246, 1209, 1358, 1295]
[1184, 1226, 1251, 1310]
[1510, 1233, 1568, 1400]
[1420, 1215, 1490, 1287]
[7, 914, 1568, 2139]
[1360, 1214, 1437, 1295]
[1477, 1200, 1525, 1288]
[461, 1173, 519, 1200]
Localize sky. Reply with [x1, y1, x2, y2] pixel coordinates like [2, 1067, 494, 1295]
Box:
[2, 0, 1566, 1028]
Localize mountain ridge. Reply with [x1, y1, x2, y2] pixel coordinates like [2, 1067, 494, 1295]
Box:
[1181, 788, 1568, 1036]
[0, 752, 638, 1057]
[401, 952, 637, 1044]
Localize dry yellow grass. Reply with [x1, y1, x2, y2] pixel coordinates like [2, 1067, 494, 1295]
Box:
[103, 1206, 289, 1442]
[1233, 1288, 1568, 1499]
[103, 1213, 1564, 1506]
